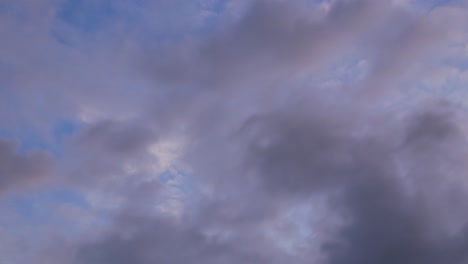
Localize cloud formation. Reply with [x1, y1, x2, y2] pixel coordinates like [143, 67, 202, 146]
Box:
[2, 0, 468, 263]
[0, 139, 54, 195]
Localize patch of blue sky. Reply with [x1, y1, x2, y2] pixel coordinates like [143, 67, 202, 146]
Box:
[52, 119, 81, 155]
[47, 188, 90, 208]
[308, 0, 332, 6]
[52, 0, 152, 48]
[0, 118, 80, 156]
[194, 0, 229, 36]
[296, 56, 368, 95]
[158, 166, 203, 209]
[4, 188, 89, 221]
[0, 59, 14, 89]
[211, 0, 230, 13]
[419, 79, 460, 97]
[17, 134, 51, 154]
[0, 1, 18, 15]
[159, 166, 198, 193]
[52, 0, 232, 48]
[1, 67, 80, 154]
[379, 78, 459, 114]
[57, 0, 116, 34]
[50, 26, 76, 48]
[417, 0, 457, 11]
[0, 188, 92, 237]
[442, 56, 468, 73]
[0, 128, 48, 154]
[3, 196, 35, 222]
[0, 58, 10, 70]
[0, 188, 102, 241]
[159, 170, 177, 185]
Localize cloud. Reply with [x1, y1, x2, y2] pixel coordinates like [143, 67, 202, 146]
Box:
[0, 139, 55, 195]
[2, 0, 468, 263]
[73, 213, 278, 264]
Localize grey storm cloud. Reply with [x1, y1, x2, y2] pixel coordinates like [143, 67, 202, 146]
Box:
[73, 213, 279, 264]
[66, 119, 158, 185]
[0, 139, 54, 195]
[31, 0, 468, 264]
[145, 0, 453, 94]
[76, 120, 156, 157]
[239, 100, 468, 264]
[67, 101, 468, 264]
[146, 0, 383, 88]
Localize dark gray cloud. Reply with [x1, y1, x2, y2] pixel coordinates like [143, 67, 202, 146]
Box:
[324, 175, 468, 264]
[65, 99, 468, 264]
[145, 0, 387, 89]
[66, 119, 158, 185]
[73, 212, 279, 264]
[31, 0, 468, 264]
[76, 119, 155, 157]
[238, 97, 468, 264]
[0, 139, 54, 195]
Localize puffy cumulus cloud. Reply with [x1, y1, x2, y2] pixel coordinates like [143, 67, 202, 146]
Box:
[3, 0, 468, 264]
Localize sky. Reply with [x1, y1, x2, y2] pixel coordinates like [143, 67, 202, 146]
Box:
[1, 0, 468, 263]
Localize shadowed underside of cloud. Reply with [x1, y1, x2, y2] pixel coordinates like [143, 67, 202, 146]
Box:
[67, 101, 468, 264]
[0, 139, 54, 195]
[2, 0, 468, 263]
